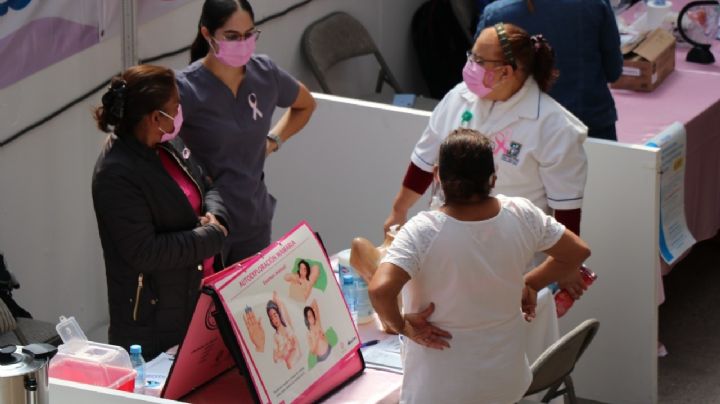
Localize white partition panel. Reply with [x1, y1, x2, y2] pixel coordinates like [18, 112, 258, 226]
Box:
[561, 140, 661, 404]
[50, 379, 177, 404]
[266, 94, 432, 254]
[267, 97, 661, 404]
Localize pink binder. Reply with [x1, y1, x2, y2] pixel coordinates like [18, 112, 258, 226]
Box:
[161, 221, 365, 403]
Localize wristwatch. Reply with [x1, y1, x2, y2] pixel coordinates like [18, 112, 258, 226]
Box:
[267, 133, 282, 152]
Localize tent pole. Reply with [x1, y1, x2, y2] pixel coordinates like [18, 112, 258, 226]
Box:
[121, 0, 138, 70]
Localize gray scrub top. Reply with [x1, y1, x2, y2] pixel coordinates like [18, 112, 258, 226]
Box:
[176, 55, 300, 239]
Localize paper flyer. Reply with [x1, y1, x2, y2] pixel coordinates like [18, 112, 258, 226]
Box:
[215, 221, 362, 403]
[646, 122, 696, 265]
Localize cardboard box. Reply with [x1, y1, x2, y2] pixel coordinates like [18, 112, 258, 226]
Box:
[611, 28, 676, 92]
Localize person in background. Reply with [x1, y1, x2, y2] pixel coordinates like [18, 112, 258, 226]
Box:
[476, 0, 623, 141]
[385, 23, 588, 298]
[178, 0, 316, 265]
[92, 65, 228, 359]
[370, 129, 591, 404]
[0, 253, 32, 319]
[476, 0, 496, 13]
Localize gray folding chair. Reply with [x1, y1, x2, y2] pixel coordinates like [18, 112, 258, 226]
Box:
[449, 0, 479, 43]
[0, 299, 60, 346]
[523, 319, 600, 404]
[301, 12, 403, 95]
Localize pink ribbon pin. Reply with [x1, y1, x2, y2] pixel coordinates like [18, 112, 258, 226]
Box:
[248, 93, 263, 121]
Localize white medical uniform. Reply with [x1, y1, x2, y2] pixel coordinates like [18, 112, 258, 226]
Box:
[411, 78, 588, 213]
[382, 195, 566, 404]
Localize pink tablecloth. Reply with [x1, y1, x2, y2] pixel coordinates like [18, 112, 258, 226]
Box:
[614, 2, 720, 273]
[614, 63, 720, 274]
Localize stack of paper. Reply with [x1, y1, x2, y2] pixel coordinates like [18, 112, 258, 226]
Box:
[360, 337, 403, 374]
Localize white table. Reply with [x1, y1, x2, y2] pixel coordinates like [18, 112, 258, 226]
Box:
[327, 287, 561, 403]
[49, 290, 560, 404]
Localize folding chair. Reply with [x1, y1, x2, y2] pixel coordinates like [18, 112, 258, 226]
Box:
[301, 12, 403, 95]
[449, 0, 480, 43]
[523, 319, 600, 403]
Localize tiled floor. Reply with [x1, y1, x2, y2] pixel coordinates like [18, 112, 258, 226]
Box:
[557, 233, 720, 404]
[658, 233, 720, 403]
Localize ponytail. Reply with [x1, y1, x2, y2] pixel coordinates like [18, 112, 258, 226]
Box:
[503, 23, 558, 93]
[190, 29, 211, 63]
[93, 77, 127, 134]
[529, 35, 557, 92]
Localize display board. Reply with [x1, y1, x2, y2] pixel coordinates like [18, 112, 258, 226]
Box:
[162, 221, 364, 403]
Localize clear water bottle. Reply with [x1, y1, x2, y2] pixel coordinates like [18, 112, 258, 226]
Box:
[555, 266, 597, 318]
[341, 273, 358, 323]
[129, 344, 146, 393]
[354, 276, 375, 324]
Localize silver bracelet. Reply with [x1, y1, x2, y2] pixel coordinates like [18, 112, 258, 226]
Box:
[267, 133, 282, 152]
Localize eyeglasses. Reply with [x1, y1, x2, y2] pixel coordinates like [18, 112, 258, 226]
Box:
[466, 51, 505, 66]
[158, 104, 180, 119]
[220, 28, 261, 42]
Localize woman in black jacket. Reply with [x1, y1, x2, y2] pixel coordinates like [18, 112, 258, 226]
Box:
[92, 65, 228, 359]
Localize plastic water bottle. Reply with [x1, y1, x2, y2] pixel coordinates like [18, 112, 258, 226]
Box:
[555, 266, 597, 318]
[354, 276, 375, 324]
[341, 273, 358, 323]
[129, 344, 146, 393]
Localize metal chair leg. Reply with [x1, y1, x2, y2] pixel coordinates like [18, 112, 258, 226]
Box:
[563, 376, 577, 404]
[541, 381, 564, 403]
[375, 69, 384, 93]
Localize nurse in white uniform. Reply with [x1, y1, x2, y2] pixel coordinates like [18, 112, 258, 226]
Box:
[371, 129, 591, 404]
[384, 22, 588, 297]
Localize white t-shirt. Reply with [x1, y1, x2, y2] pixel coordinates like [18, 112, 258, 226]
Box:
[411, 79, 588, 213]
[382, 195, 565, 404]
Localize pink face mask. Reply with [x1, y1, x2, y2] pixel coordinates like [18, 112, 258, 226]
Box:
[209, 36, 256, 68]
[159, 104, 183, 143]
[462, 60, 496, 98]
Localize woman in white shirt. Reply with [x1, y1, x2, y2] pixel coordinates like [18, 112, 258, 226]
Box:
[370, 129, 590, 404]
[384, 22, 588, 298]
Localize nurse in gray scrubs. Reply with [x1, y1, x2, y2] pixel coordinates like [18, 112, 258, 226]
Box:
[177, 0, 316, 265]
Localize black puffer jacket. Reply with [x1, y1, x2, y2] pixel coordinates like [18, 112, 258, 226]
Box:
[92, 134, 228, 359]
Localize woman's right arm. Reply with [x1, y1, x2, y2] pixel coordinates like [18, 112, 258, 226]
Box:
[92, 170, 226, 272]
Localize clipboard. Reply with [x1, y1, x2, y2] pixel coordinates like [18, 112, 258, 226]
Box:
[161, 221, 365, 403]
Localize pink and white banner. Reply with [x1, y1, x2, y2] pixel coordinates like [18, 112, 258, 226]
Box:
[0, 0, 194, 90]
[0, 0, 101, 90]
